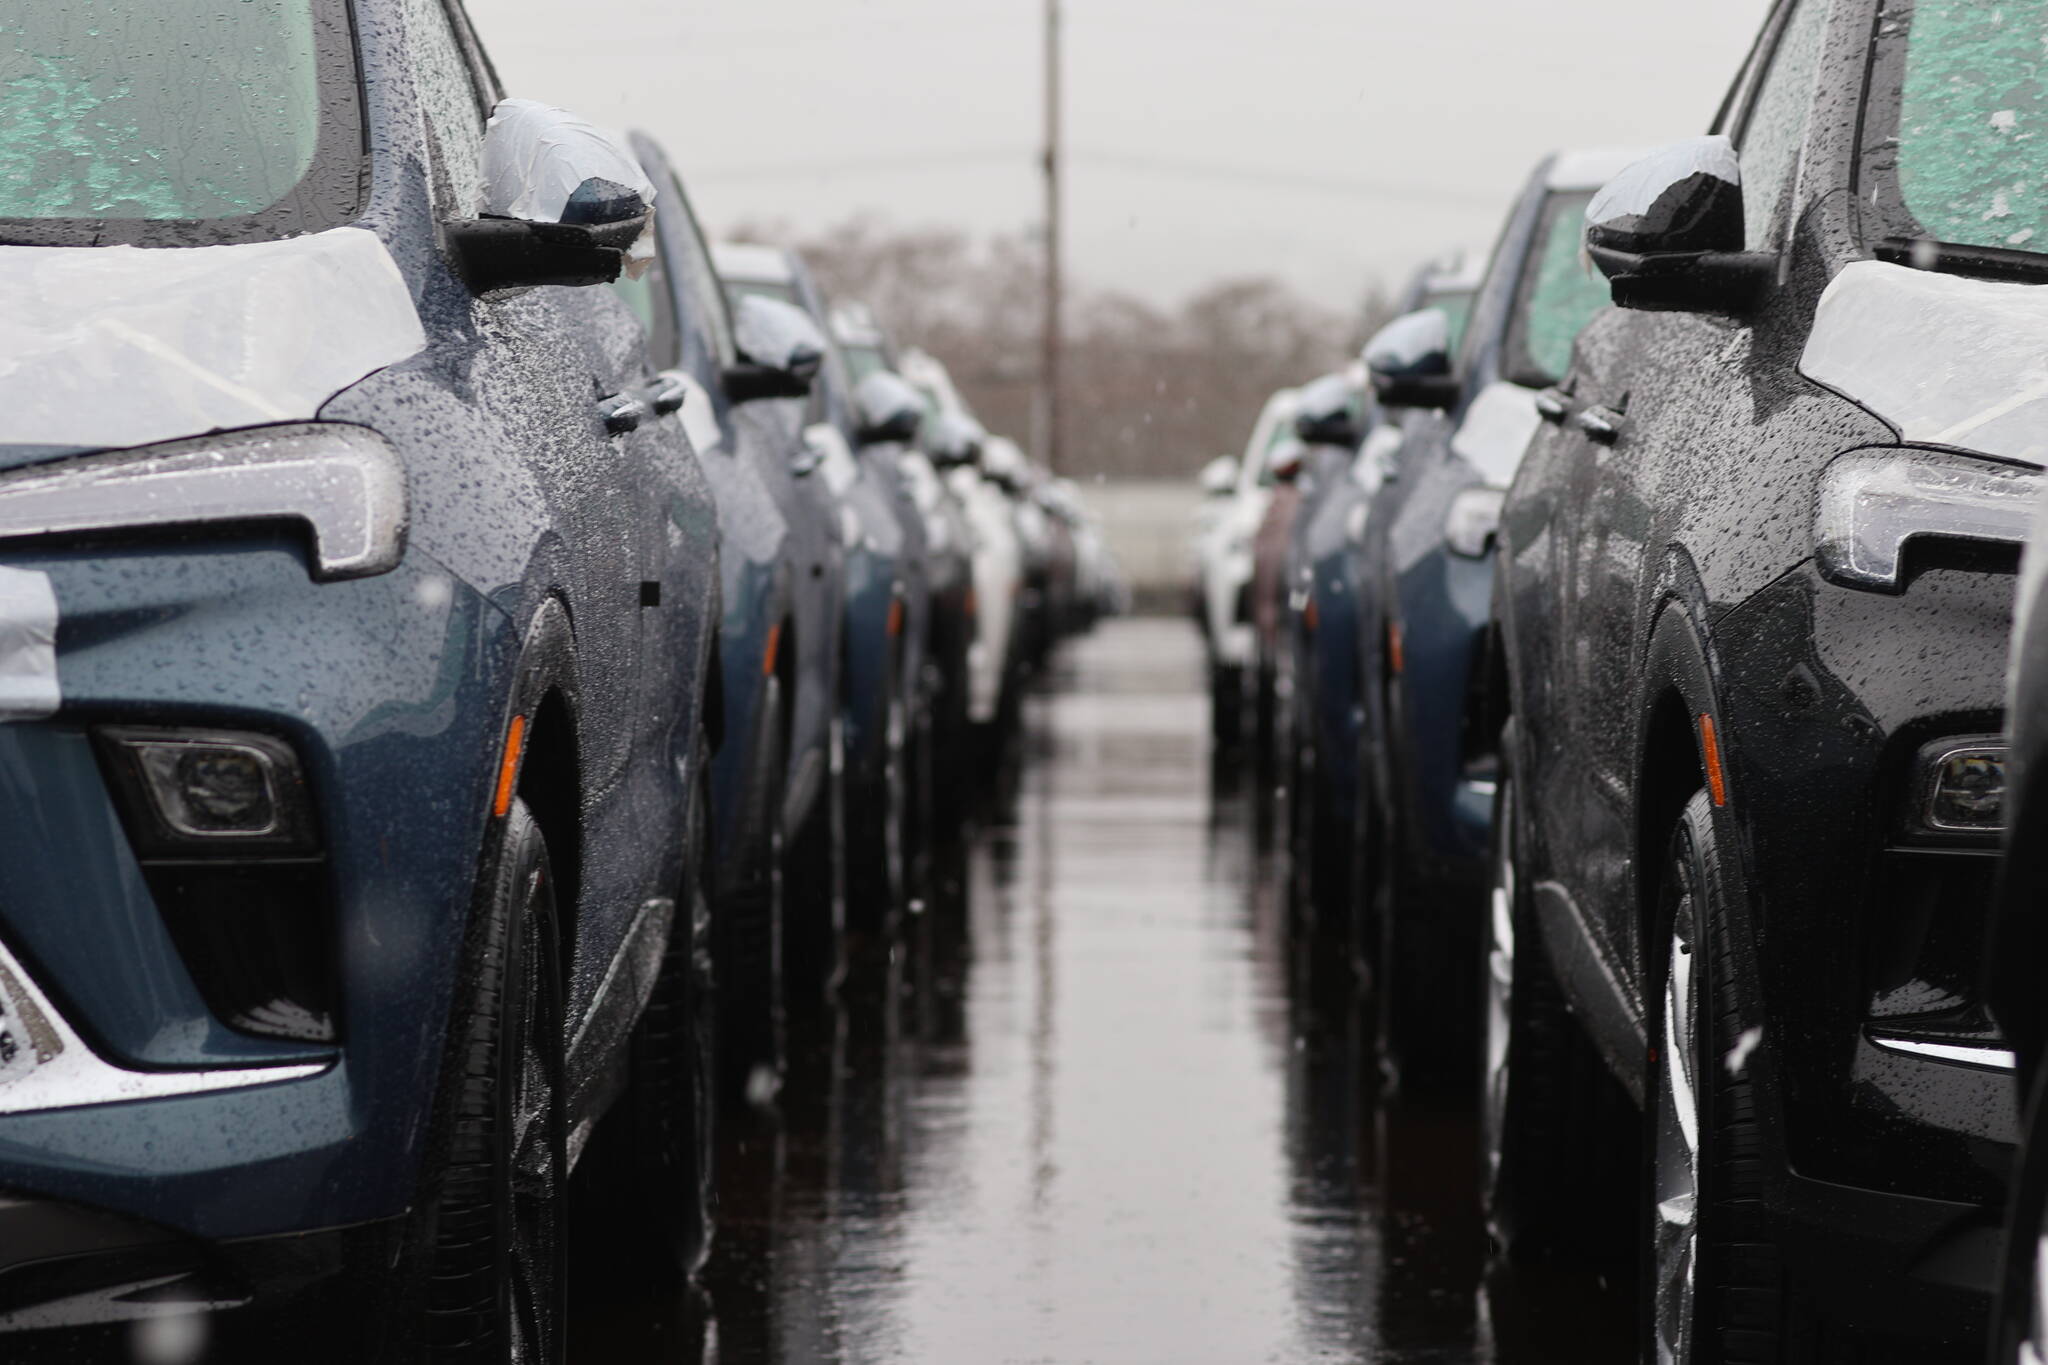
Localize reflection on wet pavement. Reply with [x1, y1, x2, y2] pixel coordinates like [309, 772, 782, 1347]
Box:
[577, 618, 1630, 1363]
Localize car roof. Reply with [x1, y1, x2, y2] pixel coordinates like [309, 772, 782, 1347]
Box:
[1546, 146, 1654, 193]
[712, 240, 794, 286]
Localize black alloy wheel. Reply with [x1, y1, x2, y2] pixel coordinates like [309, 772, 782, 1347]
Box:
[1647, 791, 1781, 1365]
[422, 797, 567, 1365]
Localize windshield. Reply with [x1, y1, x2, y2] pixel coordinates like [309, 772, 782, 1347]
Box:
[0, 0, 363, 246]
[1864, 0, 2048, 261]
[1503, 190, 1603, 387]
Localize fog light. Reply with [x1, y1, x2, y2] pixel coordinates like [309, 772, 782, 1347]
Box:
[99, 728, 316, 853]
[1912, 737, 2006, 834]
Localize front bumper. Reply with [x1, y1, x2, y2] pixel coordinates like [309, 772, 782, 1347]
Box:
[0, 533, 515, 1241]
[0, 1192, 404, 1362]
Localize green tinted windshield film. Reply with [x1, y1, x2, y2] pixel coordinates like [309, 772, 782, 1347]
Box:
[1511, 193, 1604, 386]
[1430, 290, 1476, 359]
[1896, 0, 2048, 252]
[843, 344, 888, 385]
[1, 1, 324, 222]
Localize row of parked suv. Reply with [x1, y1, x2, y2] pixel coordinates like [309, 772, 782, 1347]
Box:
[1198, 1, 2048, 1360]
[0, 2, 1118, 1360]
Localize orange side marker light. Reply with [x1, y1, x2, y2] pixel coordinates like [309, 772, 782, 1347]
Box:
[762, 621, 783, 678]
[1388, 621, 1405, 676]
[1699, 713, 1727, 808]
[493, 713, 528, 818]
[888, 598, 905, 638]
[1303, 596, 1320, 633]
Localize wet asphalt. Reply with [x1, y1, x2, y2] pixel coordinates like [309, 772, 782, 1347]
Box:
[578, 617, 1633, 1364]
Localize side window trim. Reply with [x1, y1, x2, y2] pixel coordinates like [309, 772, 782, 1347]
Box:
[1712, 0, 1798, 134]
[438, 0, 503, 120]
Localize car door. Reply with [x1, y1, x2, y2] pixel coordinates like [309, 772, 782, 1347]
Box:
[1566, 0, 1828, 979]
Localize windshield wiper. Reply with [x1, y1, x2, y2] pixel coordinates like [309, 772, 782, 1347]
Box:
[1875, 237, 2048, 285]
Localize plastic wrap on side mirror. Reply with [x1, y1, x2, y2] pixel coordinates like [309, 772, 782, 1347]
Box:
[927, 412, 987, 468]
[733, 295, 825, 380]
[483, 99, 655, 227]
[855, 372, 925, 446]
[1294, 373, 1365, 447]
[1199, 456, 1239, 496]
[1363, 310, 1459, 410]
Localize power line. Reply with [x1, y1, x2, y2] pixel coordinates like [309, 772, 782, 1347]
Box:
[687, 145, 1503, 210]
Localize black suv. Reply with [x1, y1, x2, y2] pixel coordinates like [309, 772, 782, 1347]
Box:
[1483, 1, 2044, 1358]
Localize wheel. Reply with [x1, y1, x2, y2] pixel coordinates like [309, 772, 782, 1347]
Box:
[1479, 766, 1628, 1261]
[1647, 790, 1780, 1364]
[1375, 793, 1477, 1095]
[1210, 663, 1244, 747]
[420, 798, 566, 1364]
[717, 671, 786, 1106]
[575, 738, 715, 1280]
[844, 644, 907, 938]
[1996, 1065, 2048, 1365]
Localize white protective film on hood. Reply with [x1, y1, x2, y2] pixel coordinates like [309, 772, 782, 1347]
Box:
[1451, 381, 1543, 488]
[483, 99, 655, 223]
[0, 567, 59, 722]
[0, 227, 426, 451]
[1801, 260, 2048, 466]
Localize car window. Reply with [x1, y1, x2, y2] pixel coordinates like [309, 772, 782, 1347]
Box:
[0, 0, 363, 244]
[663, 174, 739, 369]
[1732, 0, 1827, 249]
[842, 343, 890, 385]
[1889, 0, 2048, 254]
[727, 279, 802, 309]
[1427, 289, 1478, 360]
[1502, 192, 1604, 388]
[611, 254, 679, 370]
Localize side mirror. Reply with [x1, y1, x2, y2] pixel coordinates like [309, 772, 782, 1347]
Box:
[1363, 310, 1459, 410]
[1199, 456, 1239, 496]
[724, 295, 826, 403]
[1585, 135, 1773, 315]
[1267, 437, 1307, 484]
[444, 99, 654, 294]
[927, 412, 986, 469]
[855, 372, 925, 446]
[1294, 373, 1365, 448]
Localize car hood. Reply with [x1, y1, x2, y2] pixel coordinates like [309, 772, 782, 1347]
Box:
[0, 227, 426, 465]
[1800, 259, 2048, 468]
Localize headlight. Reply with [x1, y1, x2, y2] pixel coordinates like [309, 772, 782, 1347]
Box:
[1444, 487, 1506, 558]
[1815, 448, 2042, 593]
[0, 423, 406, 580]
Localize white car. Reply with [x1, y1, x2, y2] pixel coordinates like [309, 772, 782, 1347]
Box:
[898, 347, 1026, 736]
[1193, 386, 1299, 741]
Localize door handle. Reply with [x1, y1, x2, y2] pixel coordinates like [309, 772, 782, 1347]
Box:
[644, 370, 690, 417]
[1535, 387, 1571, 424]
[598, 392, 651, 434]
[1576, 404, 1626, 446]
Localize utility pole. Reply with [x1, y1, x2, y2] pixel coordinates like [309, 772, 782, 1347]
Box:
[1040, 0, 1064, 475]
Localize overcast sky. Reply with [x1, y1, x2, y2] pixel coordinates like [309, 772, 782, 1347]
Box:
[474, 0, 1773, 310]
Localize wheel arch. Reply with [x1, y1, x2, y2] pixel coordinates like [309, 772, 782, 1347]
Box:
[503, 595, 582, 994]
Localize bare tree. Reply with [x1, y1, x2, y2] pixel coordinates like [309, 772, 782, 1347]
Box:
[726, 217, 1354, 481]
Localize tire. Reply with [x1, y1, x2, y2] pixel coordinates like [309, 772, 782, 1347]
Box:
[420, 798, 566, 1365]
[1647, 790, 1781, 1365]
[844, 643, 907, 938]
[1479, 768, 1628, 1262]
[1995, 1064, 2048, 1365]
[575, 738, 715, 1281]
[717, 672, 786, 1106]
[1210, 663, 1244, 747]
